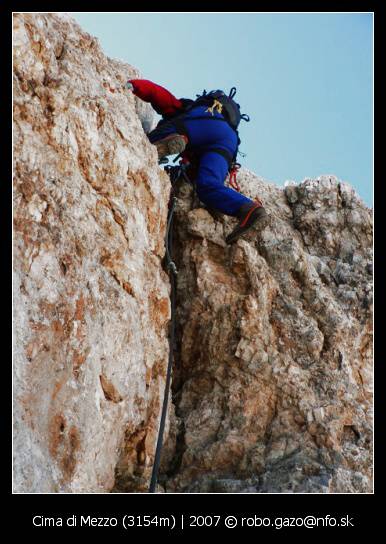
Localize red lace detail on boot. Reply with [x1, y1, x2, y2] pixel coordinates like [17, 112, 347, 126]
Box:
[239, 197, 265, 228]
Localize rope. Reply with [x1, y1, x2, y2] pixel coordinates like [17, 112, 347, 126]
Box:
[148, 167, 181, 493]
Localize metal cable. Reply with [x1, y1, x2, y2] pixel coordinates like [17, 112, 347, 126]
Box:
[149, 168, 180, 493]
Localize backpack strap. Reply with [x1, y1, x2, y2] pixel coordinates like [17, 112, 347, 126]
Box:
[229, 87, 237, 99]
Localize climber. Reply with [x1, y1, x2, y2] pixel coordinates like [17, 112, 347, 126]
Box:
[126, 79, 267, 244]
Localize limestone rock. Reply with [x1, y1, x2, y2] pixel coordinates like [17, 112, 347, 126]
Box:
[162, 171, 372, 493]
[13, 12, 170, 493]
[13, 13, 373, 494]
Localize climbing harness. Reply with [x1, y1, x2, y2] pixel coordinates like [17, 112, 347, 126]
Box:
[149, 165, 185, 493]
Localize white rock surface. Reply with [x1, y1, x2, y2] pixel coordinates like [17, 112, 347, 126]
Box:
[13, 12, 170, 493]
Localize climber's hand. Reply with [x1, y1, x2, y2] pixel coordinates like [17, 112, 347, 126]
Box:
[125, 81, 134, 92]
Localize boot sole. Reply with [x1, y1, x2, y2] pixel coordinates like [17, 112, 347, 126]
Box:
[226, 208, 268, 244]
[155, 135, 187, 159]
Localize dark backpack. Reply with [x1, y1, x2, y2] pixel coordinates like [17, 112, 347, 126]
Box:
[194, 88, 250, 130]
[180, 87, 250, 131]
[178, 88, 249, 168]
[158, 88, 249, 178]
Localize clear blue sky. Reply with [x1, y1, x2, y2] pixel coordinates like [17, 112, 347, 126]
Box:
[71, 12, 373, 206]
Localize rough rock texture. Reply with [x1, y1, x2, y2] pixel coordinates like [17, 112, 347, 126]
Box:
[13, 13, 373, 494]
[13, 13, 170, 493]
[160, 172, 373, 493]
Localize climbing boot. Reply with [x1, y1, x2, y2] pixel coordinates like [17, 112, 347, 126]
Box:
[226, 199, 267, 244]
[154, 134, 188, 159]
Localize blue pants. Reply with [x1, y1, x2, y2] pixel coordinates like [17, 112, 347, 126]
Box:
[194, 151, 251, 216]
[148, 108, 252, 216]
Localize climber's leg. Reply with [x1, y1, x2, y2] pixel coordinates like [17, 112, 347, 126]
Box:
[148, 122, 188, 159]
[155, 134, 188, 159]
[195, 152, 253, 217]
[148, 121, 177, 143]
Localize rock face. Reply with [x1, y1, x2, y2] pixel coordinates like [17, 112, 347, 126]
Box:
[13, 13, 373, 493]
[13, 13, 170, 492]
[160, 172, 373, 493]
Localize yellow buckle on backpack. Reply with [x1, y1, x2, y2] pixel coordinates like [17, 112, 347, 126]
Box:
[206, 99, 223, 115]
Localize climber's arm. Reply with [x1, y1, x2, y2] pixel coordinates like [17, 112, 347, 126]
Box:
[128, 79, 183, 118]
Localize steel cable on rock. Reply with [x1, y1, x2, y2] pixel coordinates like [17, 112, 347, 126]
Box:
[149, 166, 183, 493]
